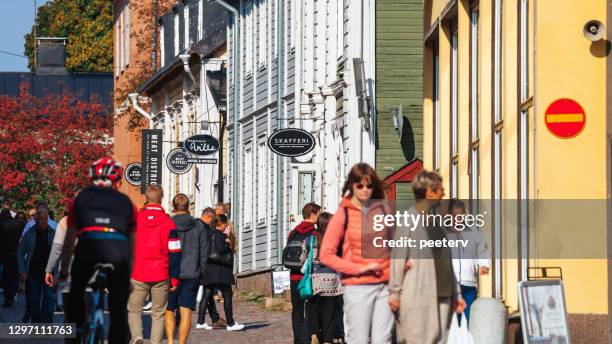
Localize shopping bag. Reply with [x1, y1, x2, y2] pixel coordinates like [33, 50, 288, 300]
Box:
[446, 314, 475, 344]
[297, 236, 314, 300]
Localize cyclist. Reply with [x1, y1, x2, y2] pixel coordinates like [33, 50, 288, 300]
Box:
[62, 157, 137, 344]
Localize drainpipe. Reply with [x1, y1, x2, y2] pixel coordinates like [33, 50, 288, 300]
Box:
[275, 0, 285, 267]
[179, 54, 198, 91]
[129, 93, 152, 124]
[211, 0, 240, 242]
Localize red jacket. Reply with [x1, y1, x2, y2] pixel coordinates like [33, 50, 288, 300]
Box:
[131, 204, 181, 286]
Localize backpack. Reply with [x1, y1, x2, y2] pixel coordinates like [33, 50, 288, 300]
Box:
[283, 230, 312, 271]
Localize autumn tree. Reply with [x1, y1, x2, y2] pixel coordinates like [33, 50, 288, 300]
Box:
[24, 0, 113, 72]
[0, 84, 113, 215]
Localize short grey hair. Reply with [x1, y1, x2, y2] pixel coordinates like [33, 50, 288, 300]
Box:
[412, 170, 443, 200]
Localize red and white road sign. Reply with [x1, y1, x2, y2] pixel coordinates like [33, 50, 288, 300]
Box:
[544, 99, 586, 139]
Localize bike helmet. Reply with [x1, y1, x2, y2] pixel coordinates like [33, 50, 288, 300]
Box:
[89, 157, 123, 187]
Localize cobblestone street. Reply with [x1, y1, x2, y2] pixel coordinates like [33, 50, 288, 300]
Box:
[0, 291, 293, 344]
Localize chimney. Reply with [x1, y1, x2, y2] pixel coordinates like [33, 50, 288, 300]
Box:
[36, 37, 68, 75]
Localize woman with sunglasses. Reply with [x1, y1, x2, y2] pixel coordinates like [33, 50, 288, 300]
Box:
[319, 163, 394, 344]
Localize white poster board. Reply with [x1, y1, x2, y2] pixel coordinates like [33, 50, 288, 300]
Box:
[518, 280, 571, 344]
[272, 270, 291, 294]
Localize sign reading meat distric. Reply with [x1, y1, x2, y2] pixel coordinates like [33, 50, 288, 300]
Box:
[141, 129, 163, 194]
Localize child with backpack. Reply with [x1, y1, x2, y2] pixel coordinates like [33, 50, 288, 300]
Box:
[284, 203, 321, 344]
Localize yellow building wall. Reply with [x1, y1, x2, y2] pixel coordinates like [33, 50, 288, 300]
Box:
[423, 0, 608, 315]
[533, 0, 607, 314]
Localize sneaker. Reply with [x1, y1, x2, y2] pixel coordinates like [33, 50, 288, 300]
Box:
[226, 323, 245, 331]
[132, 337, 144, 344]
[195, 323, 213, 330]
[143, 301, 152, 313]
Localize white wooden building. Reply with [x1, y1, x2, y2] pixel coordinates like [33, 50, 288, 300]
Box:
[226, 0, 377, 289]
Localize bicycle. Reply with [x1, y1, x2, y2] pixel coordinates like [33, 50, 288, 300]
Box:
[83, 263, 114, 344]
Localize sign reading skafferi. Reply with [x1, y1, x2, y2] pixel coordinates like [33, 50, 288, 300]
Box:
[267, 128, 316, 157]
[124, 163, 142, 186]
[166, 148, 193, 174]
[181, 134, 220, 156]
[141, 129, 163, 194]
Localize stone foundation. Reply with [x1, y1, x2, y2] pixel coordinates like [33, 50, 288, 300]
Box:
[236, 270, 273, 296]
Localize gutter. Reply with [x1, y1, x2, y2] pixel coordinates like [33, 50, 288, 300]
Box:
[128, 93, 152, 125]
[211, 0, 240, 257]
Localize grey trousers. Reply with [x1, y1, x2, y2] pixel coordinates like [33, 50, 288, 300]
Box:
[343, 284, 394, 344]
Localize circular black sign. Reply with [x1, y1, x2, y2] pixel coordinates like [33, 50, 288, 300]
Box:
[267, 128, 316, 157]
[181, 134, 220, 156]
[167, 148, 193, 175]
[125, 163, 142, 186]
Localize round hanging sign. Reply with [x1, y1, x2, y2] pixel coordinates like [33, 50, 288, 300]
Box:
[166, 148, 193, 175]
[267, 128, 316, 157]
[181, 134, 220, 156]
[125, 163, 142, 186]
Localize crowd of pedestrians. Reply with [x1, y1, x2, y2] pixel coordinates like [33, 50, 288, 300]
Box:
[287, 163, 489, 344]
[0, 158, 490, 344]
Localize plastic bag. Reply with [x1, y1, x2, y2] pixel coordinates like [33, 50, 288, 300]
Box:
[446, 314, 475, 344]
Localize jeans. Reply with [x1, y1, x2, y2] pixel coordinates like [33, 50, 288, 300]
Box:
[199, 284, 235, 326]
[460, 285, 478, 323]
[2, 254, 18, 304]
[290, 279, 309, 344]
[27, 273, 54, 323]
[196, 286, 220, 324]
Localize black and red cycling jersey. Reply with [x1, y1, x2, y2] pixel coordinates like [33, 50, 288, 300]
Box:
[67, 186, 138, 239]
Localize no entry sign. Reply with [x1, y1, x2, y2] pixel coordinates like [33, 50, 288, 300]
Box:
[544, 99, 586, 138]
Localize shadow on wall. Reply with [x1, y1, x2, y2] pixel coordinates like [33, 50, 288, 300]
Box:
[400, 116, 416, 161]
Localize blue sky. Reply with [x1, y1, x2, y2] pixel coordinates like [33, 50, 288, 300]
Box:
[0, 0, 50, 72]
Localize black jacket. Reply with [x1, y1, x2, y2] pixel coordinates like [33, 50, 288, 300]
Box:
[0, 218, 24, 255]
[201, 228, 234, 286]
[172, 214, 209, 280]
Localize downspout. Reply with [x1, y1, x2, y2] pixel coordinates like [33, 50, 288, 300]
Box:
[129, 93, 153, 126]
[179, 54, 199, 91]
[212, 0, 240, 244]
[275, 0, 285, 267]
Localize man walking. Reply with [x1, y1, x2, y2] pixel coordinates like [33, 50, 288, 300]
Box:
[0, 208, 22, 307]
[17, 208, 56, 323]
[128, 185, 181, 344]
[165, 194, 209, 344]
[196, 207, 225, 330]
[286, 203, 321, 344]
[389, 170, 465, 344]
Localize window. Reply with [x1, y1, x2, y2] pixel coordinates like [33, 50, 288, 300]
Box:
[174, 12, 179, 56]
[469, 6, 480, 211]
[450, 27, 458, 198]
[115, 15, 120, 76]
[198, 0, 203, 41]
[518, 0, 530, 281]
[243, 145, 253, 226]
[258, 0, 267, 67]
[244, 1, 254, 75]
[184, 3, 189, 51]
[289, 0, 297, 48]
[492, 0, 503, 299]
[298, 172, 315, 213]
[433, 46, 440, 171]
[257, 140, 267, 222]
[160, 25, 165, 66]
[336, 0, 344, 58]
[124, 0, 130, 66]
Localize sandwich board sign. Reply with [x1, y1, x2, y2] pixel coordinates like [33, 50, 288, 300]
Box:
[518, 280, 571, 344]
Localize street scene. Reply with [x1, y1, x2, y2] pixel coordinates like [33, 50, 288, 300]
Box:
[0, 0, 610, 343]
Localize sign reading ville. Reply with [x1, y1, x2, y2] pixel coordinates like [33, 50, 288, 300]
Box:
[181, 134, 220, 156]
[267, 128, 316, 157]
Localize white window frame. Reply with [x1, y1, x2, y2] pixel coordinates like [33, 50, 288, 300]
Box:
[115, 14, 120, 76]
[450, 27, 458, 198]
[257, 138, 267, 223]
[124, 0, 130, 67]
[160, 24, 165, 66]
[289, 0, 297, 48]
[469, 6, 480, 212]
[198, 0, 203, 41]
[492, 0, 503, 299]
[244, 1, 254, 76]
[174, 12, 179, 56]
[258, 0, 267, 68]
[184, 3, 189, 51]
[242, 144, 253, 227]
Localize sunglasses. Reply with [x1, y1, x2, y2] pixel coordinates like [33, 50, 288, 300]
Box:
[355, 183, 373, 190]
